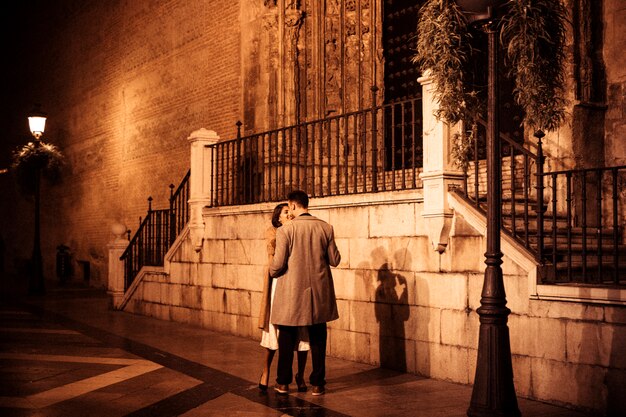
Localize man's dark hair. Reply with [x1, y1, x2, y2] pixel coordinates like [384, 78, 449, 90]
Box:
[271, 203, 288, 228]
[287, 190, 309, 208]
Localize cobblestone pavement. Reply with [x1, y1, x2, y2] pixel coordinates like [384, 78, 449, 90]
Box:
[0, 286, 594, 417]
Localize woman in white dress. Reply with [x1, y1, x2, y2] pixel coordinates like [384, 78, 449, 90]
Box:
[258, 203, 309, 392]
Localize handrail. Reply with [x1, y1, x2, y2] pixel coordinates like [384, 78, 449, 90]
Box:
[476, 117, 537, 161]
[120, 170, 191, 290]
[538, 164, 626, 176]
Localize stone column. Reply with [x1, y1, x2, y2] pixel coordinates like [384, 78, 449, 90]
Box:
[418, 72, 465, 253]
[107, 222, 128, 309]
[188, 128, 220, 252]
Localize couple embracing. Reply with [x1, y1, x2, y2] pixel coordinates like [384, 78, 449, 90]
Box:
[258, 190, 341, 396]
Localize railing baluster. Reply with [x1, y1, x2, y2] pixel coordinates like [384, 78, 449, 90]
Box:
[353, 114, 358, 194]
[268, 132, 273, 202]
[227, 139, 232, 205]
[236, 121, 242, 205]
[335, 118, 340, 195]
[552, 174, 558, 281]
[473, 127, 480, 208]
[401, 101, 406, 189]
[511, 149, 517, 239]
[596, 169, 603, 282]
[535, 130, 545, 265]
[411, 100, 416, 188]
[371, 86, 378, 192]
[612, 168, 619, 285]
[581, 171, 588, 282]
[566, 172, 572, 282]
[344, 117, 349, 194]
[312, 123, 317, 197]
[381, 106, 386, 192]
[169, 184, 175, 246]
[326, 120, 331, 196]
[289, 127, 294, 194]
[390, 104, 396, 191]
[297, 125, 301, 191]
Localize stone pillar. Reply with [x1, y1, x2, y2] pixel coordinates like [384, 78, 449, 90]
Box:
[418, 72, 465, 253]
[188, 128, 220, 252]
[107, 222, 128, 309]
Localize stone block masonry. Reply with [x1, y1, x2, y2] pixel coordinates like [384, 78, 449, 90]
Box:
[123, 192, 626, 415]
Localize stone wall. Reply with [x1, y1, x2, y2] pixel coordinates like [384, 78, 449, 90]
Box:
[122, 192, 626, 415]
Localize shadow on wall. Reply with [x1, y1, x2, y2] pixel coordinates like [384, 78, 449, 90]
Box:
[372, 247, 424, 373]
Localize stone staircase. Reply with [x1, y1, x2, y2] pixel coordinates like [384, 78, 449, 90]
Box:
[466, 158, 626, 285]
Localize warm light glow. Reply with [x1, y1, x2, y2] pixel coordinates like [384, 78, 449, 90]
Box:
[28, 116, 47, 138]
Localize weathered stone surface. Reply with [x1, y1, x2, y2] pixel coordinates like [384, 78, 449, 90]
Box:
[509, 315, 566, 361]
[333, 268, 374, 302]
[511, 355, 532, 398]
[605, 307, 626, 325]
[415, 273, 468, 310]
[201, 287, 224, 312]
[369, 203, 417, 237]
[428, 343, 471, 384]
[405, 306, 441, 344]
[200, 239, 226, 264]
[347, 300, 377, 335]
[225, 239, 252, 265]
[567, 321, 626, 368]
[329, 206, 369, 238]
[328, 328, 370, 364]
[530, 357, 606, 412]
[529, 299, 605, 321]
[181, 285, 202, 309]
[503, 274, 530, 315]
[440, 309, 473, 348]
[333, 299, 351, 331]
[445, 236, 485, 273]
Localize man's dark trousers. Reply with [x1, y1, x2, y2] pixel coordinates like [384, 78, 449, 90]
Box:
[276, 323, 327, 386]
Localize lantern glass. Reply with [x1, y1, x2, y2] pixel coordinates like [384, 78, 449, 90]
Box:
[28, 116, 46, 138]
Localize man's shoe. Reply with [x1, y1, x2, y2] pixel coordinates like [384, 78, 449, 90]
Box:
[311, 385, 325, 396]
[274, 384, 289, 395]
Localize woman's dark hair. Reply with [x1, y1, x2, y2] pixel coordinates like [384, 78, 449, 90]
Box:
[271, 203, 288, 228]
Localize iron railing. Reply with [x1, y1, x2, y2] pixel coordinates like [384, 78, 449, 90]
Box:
[462, 123, 625, 286]
[121, 170, 190, 290]
[464, 121, 540, 252]
[169, 169, 190, 246]
[208, 95, 423, 207]
[538, 165, 626, 285]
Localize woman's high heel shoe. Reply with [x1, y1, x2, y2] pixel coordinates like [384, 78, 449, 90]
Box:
[295, 373, 307, 392]
[259, 373, 269, 391]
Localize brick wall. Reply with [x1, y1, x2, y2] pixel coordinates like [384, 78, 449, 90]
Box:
[0, 0, 242, 287]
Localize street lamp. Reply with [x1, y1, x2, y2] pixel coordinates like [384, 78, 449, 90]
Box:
[28, 104, 47, 295]
[454, 1, 521, 416]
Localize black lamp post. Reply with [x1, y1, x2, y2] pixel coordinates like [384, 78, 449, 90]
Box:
[454, 1, 521, 416]
[27, 105, 47, 295]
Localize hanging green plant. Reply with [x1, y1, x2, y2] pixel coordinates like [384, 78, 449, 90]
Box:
[413, 0, 482, 126]
[413, 0, 569, 167]
[500, 0, 568, 132]
[11, 141, 65, 196]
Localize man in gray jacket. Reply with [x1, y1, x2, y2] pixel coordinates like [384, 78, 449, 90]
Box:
[269, 190, 341, 396]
